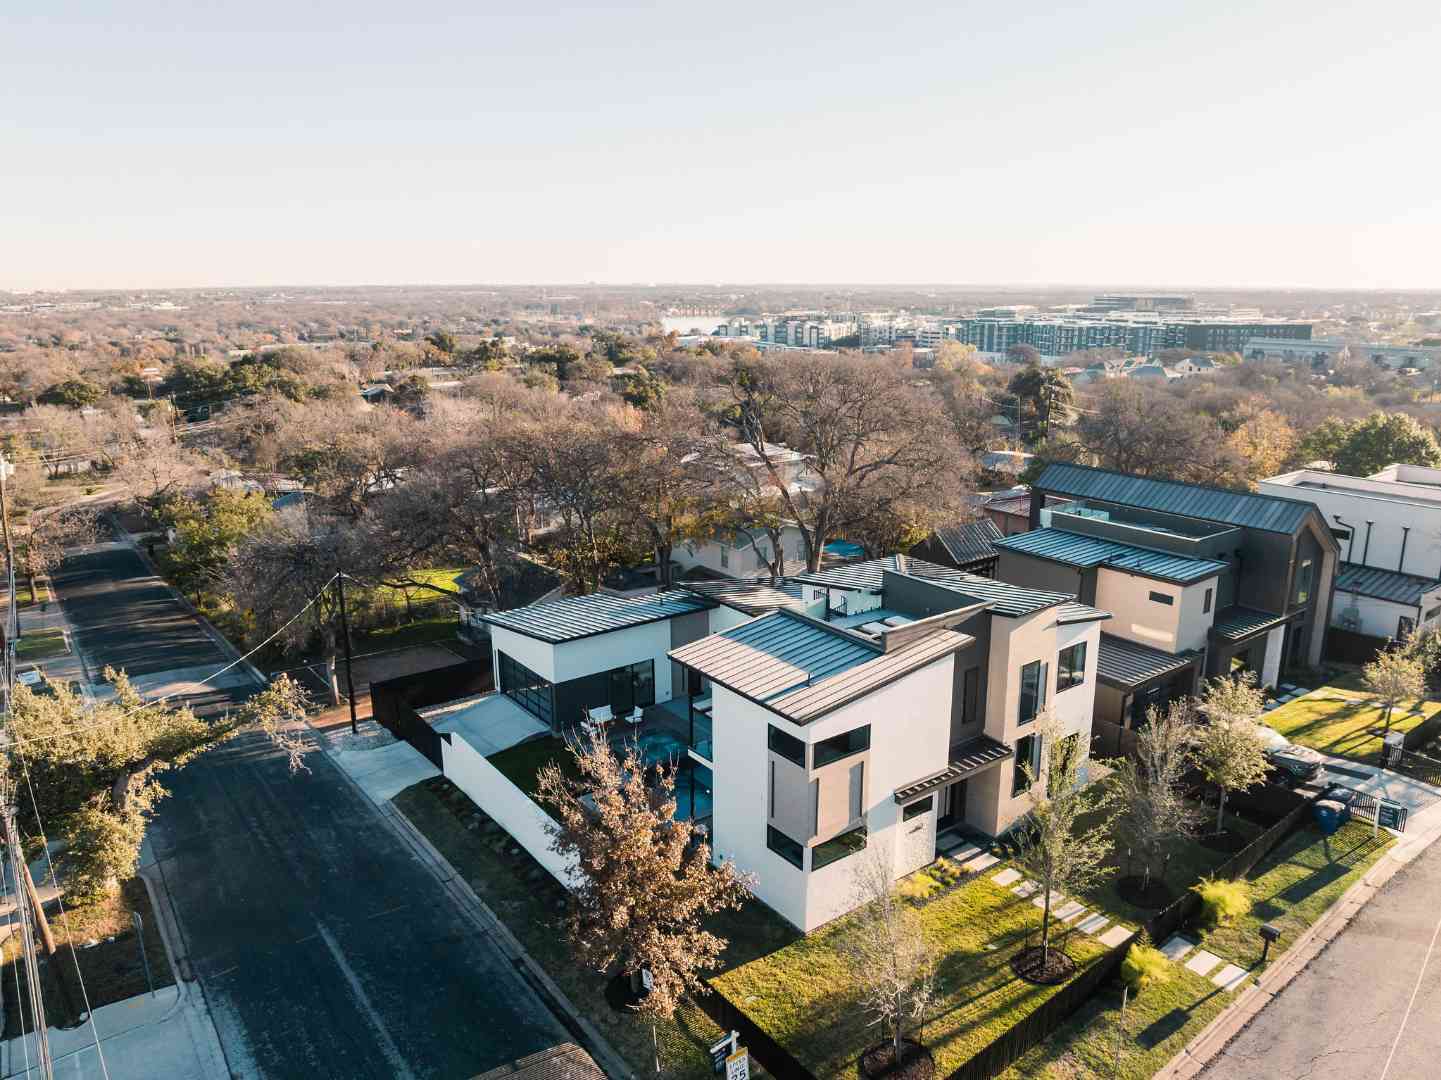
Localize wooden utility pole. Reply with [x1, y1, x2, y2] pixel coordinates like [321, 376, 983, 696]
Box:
[335, 574, 358, 735]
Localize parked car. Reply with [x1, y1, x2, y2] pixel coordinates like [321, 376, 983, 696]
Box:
[1259, 725, 1324, 784]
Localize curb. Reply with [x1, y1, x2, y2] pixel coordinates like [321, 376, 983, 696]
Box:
[1157, 813, 1441, 1078]
[309, 726, 637, 1080]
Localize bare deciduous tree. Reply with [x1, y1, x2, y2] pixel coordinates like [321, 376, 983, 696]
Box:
[844, 844, 936, 1067]
[1013, 710, 1115, 971]
[1109, 699, 1200, 894]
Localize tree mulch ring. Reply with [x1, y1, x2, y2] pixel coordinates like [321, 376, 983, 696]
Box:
[603, 973, 647, 1013]
[860, 1038, 936, 1080]
[1117, 875, 1177, 909]
[1010, 945, 1077, 985]
[1198, 828, 1249, 853]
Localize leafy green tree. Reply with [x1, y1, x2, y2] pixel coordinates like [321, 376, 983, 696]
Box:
[161, 488, 273, 603]
[426, 330, 457, 354]
[1007, 364, 1074, 440]
[619, 366, 667, 411]
[12, 672, 311, 907]
[528, 343, 584, 381]
[37, 378, 103, 408]
[1333, 412, 1441, 476]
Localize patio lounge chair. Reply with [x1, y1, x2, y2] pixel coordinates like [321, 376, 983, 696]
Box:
[625, 706, 644, 726]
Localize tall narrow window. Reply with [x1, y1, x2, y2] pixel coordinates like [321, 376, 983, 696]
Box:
[1203, 587, 1213, 614]
[1013, 734, 1039, 796]
[1057, 642, 1087, 692]
[1018, 660, 1047, 724]
[1293, 559, 1314, 606]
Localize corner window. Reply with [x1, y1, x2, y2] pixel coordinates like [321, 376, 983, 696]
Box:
[768, 725, 806, 767]
[813, 725, 870, 768]
[1149, 590, 1174, 606]
[1057, 642, 1087, 692]
[1203, 587, 1213, 614]
[903, 796, 933, 821]
[1018, 660, 1048, 724]
[766, 826, 804, 869]
[1013, 734, 1039, 796]
[811, 824, 867, 870]
[719, 545, 729, 569]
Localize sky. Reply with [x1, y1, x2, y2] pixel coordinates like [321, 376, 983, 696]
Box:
[3, 1, 1439, 290]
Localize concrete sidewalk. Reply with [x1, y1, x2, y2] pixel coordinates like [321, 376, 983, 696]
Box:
[1, 982, 228, 1079]
[1158, 797, 1441, 1078]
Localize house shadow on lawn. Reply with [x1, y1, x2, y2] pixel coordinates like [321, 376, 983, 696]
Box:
[1135, 986, 1226, 1050]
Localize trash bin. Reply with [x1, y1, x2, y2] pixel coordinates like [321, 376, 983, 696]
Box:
[1313, 799, 1348, 835]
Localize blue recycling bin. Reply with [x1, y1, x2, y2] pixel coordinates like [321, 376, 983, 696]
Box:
[1313, 798, 1348, 835]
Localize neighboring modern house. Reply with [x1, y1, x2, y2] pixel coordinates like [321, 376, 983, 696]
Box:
[992, 519, 1228, 732]
[1260, 464, 1441, 646]
[672, 524, 810, 580]
[669, 554, 1110, 931]
[1027, 463, 1341, 684]
[909, 518, 1004, 577]
[977, 488, 1039, 537]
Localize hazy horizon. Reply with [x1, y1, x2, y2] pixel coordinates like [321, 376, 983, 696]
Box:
[7, 1, 1439, 291]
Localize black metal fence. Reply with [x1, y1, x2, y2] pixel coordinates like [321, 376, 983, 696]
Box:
[699, 986, 814, 1080]
[1381, 746, 1441, 787]
[370, 655, 492, 769]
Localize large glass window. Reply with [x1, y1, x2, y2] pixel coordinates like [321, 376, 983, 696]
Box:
[811, 824, 867, 870]
[1057, 642, 1087, 692]
[813, 725, 870, 768]
[903, 796, 933, 821]
[1018, 660, 1047, 724]
[1013, 734, 1039, 796]
[768, 725, 806, 767]
[497, 651, 554, 727]
[607, 659, 655, 714]
[766, 825, 804, 869]
[962, 667, 981, 725]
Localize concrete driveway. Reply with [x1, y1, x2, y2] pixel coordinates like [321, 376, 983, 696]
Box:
[422, 692, 549, 755]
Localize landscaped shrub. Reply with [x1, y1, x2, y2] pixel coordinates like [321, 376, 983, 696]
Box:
[1120, 941, 1172, 993]
[1194, 877, 1252, 928]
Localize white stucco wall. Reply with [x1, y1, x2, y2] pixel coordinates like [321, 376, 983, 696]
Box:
[673, 526, 809, 580]
[802, 584, 883, 618]
[440, 733, 583, 889]
[708, 655, 956, 932]
[1175, 578, 1219, 653]
[489, 624, 557, 683]
[491, 620, 680, 704]
[1333, 590, 1436, 640]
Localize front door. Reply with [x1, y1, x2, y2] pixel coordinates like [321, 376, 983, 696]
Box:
[937, 780, 966, 829]
[898, 796, 936, 876]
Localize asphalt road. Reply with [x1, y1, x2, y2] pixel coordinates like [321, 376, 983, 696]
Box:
[1203, 835, 1441, 1080]
[53, 543, 569, 1078]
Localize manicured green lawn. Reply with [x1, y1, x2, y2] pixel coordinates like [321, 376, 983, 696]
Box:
[377, 567, 466, 597]
[996, 966, 1234, 1079]
[16, 628, 69, 660]
[487, 735, 585, 799]
[356, 613, 458, 649]
[394, 776, 797, 1078]
[1264, 688, 1441, 759]
[713, 874, 1109, 1078]
[1200, 819, 1392, 971]
[997, 819, 1395, 1077]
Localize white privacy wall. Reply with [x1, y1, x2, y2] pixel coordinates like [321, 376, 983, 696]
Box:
[439, 733, 583, 890]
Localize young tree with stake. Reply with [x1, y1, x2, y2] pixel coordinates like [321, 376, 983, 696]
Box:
[1013, 710, 1115, 976]
[844, 844, 936, 1070]
[1194, 674, 1272, 837]
[1363, 647, 1425, 735]
[1109, 699, 1200, 896]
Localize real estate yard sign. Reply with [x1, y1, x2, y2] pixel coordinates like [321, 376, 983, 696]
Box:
[724, 1048, 750, 1080]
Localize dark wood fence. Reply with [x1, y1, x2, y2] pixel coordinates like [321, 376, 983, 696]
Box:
[698, 986, 814, 1080]
[370, 654, 492, 769]
[1325, 627, 1389, 665]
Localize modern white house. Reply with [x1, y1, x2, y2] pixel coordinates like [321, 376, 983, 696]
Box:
[669, 555, 1110, 932]
[1260, 464, 1441, 643]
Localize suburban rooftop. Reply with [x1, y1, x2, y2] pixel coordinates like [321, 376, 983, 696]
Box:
[481, 589, 715, 643]
[994, 526, 1228, 584]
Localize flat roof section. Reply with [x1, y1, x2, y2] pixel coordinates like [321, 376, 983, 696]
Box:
[1096, 633, 1199, 689]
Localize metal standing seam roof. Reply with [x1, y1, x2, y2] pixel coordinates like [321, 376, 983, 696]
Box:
[1209, 606, 1290, 642]
[932, 519, 1004, 565]
[677, 579, 808, 616]
[668, 609, 973, 724]
[1034, 462, 1318, 534]
[1096, 633, 1200, 688]
[993, 527, 1228, 584]
[1335, 563, 1441, 607]
[480, 589, 715, 643]
[893, 735, 1014, 802]
[1055, 601, 1113, 625]
[792, 555, 1075, 617]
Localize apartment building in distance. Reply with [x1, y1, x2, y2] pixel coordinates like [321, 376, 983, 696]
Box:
[1020, 464, 1340, 698]
[946, 313, 1311, 362]
[1260, 464, 1441, 647]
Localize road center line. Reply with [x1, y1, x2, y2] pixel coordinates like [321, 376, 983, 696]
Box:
[1377, 894, 1441, 1080]
[316, 922, 417, 1080]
